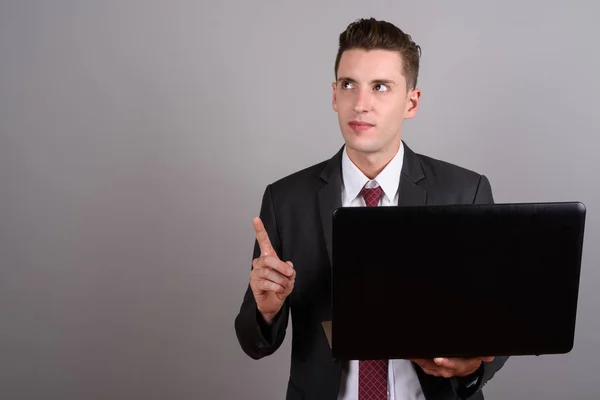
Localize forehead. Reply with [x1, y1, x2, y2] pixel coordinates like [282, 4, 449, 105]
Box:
[338, 49, 405, 82]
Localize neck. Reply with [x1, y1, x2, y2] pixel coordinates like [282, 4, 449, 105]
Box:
[346, 140, 401, 180]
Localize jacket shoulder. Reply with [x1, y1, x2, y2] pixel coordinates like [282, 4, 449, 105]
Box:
[413, 152, 491, 204]
[416, 152, 484, 185]
[268, 159, 329, 194]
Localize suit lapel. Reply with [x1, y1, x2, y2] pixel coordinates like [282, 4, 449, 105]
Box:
[318, 147, 344, 266]
[398, 141, 427, 206]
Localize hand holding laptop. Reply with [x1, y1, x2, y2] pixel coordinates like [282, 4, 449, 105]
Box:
[409, 356, 495, 378]
[250, 217, 296, 325]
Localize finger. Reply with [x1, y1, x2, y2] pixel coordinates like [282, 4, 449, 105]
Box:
[435, 356, 494, 368]
[439, 369, 454, 378]
[253, 217, 276, 256]
[252, 257, 265, 270]
[409, 358, 429, 367]
[262, 255, 294, 277]
[426, 362, 460, 378]
[434, 358, 469, 371]
[422, 367, 439, 376]
[289, 266, 296, 283]
[444, 357, 494, 368]
[434, 358, 453, 369]
[435, 358, 482, 376]
[256, 279, 286, 294]
[410, 359, 439, 371]
[258, 267, 292, 288]
[286, 262, 296, 283]
[252, 256, 294, 278]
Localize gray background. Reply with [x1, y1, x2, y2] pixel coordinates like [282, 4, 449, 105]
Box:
[0, 1, 598, 399]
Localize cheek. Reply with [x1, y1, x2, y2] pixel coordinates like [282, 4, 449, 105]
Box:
[375, 103, 405, 136]
[380, 101, 404, 121]
[336, 92, 356, 109]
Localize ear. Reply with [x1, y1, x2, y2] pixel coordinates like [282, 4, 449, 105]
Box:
[404, 88, 421, 119]
[332, 82, 338, 112]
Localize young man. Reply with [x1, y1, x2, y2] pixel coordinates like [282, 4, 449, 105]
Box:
[235, 18, 508, 400]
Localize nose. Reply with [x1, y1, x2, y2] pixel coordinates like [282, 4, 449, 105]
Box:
[352, 88, 372, 113]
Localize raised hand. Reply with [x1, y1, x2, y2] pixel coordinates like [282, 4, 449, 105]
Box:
[410, 356, 495, 378]
[250, 217, 296, 324]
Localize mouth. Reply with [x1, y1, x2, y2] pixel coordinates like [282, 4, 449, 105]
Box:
[348, 121, 375, 133]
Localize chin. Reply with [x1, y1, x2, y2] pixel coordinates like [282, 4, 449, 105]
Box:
[344, 140, 381, 154]
[341, 128, 385, 153]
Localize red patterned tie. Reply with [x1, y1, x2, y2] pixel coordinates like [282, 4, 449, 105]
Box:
[358, 184, 388, 400]
[360, 185, 383, 208]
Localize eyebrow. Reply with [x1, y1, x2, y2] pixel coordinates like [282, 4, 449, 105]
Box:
[337, 77, 397, 85]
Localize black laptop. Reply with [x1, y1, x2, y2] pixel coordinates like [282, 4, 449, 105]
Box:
[331, 202, 586, 360]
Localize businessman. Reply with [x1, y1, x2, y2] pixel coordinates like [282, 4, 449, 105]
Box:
[235, 17, 508, 400]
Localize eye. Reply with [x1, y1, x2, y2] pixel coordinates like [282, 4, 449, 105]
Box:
[341, 81, 354, 89]
[374, 84, 389, 92]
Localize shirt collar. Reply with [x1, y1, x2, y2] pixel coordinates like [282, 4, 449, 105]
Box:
[341, 142, 404, 203]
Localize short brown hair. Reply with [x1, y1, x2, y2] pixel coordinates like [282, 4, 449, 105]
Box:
[334, 18, 421, 90]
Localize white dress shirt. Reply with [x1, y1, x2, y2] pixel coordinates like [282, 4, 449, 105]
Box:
[337, 142, 425, 400]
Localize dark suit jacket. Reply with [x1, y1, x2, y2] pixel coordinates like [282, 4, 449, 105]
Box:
[235, 142, 508, 399]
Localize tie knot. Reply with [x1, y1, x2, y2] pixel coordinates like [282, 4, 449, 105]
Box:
[360, 185, 383, 207]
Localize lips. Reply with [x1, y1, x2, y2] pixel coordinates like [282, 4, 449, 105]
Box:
[348, 121, 375, 133]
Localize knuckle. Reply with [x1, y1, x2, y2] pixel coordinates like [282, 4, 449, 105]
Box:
[258, 267, 269, 278]
[262, 256, 274, 268]
[252, 257, 263, 269]
[250, 269, 262, 281]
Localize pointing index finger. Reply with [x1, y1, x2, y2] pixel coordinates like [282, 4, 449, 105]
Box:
[253, 217, 276, 257]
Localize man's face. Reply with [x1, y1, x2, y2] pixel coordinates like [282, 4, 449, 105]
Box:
[332, 49, 420, 156]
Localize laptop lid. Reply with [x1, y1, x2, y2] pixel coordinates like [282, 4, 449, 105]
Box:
[331, 202, 586, 360]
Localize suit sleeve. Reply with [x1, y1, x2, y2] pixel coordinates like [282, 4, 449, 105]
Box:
[451, 356, 509, 399]
[234, 184, 290, 359]
[451, 174, 510, 399]
[472, 174, 494, 204]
